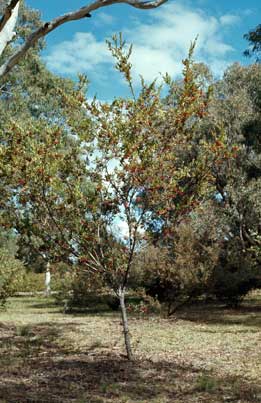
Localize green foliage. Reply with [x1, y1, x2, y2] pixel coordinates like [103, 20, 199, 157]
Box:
[52, 265, 105, 311]
[63, 274, 103, 311]
[206, 62, 261, 295]
[13, 271, 45, 293]
[134, 194, 260, 312]
[209, 244, 261, 307]
[134, 204, 220, 315]
[244, 24, 261, 62]
[0, 248, 24, 306]
[195, 374, 218, 392]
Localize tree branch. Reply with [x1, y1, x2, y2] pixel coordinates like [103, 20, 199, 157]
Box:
[0, 0, 20, 32]
[0, 0, 20, 57]
[0, 0, 167, 78]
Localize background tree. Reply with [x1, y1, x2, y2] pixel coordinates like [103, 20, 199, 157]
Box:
[208, 63, 261, 260]
[244, 24, 261, 62]
[188, 62, 261, 305]
[133, 60, 261, 311]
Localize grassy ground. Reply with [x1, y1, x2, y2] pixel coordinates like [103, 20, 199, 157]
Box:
[0, 293, 260, 403]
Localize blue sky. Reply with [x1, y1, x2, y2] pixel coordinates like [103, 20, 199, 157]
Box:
[26, 0, 260, 100]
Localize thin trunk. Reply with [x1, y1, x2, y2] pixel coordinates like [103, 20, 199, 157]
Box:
[45, 262, 51, 297]
[119, 288, 133, 360]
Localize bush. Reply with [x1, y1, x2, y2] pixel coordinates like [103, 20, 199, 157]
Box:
[132, 245, 202, 316]
[106, 296, 120, 311]
[0, 248, 25, 306]
[52, 264, 123, 312]
[52, 265, 110, 311]
[195, 375, 218, 392]
[127, 292, 162, 315]
[133, 211, 219, 315]
[209, 244, 261, 307]
[14, 271, 46, 293]
[134, 202, 261, 312]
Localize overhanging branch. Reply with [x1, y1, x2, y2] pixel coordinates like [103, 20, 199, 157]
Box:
[0, 0, 20, 57]
[0, 0, 20, 32]
[0, 0, 167, 78]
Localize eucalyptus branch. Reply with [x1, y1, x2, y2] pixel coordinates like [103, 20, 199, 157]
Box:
[0, 0, 20, 33]
[0, 0, 20, 57]
[0, 0, 167, 78]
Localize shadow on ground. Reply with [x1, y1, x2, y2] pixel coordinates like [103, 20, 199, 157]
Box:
[0, 321, 260, 403]
[176, 301, 261, 329]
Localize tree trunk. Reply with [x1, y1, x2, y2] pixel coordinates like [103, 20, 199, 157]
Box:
[119, 288, 133, 360]
[45, 262, 51, 297]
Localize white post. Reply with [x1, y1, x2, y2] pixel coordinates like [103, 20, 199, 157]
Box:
[45, 262, 51, 296]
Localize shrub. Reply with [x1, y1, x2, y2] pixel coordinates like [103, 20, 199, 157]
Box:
[53, 265, 108, 311]
[0, 248, 25, 306]
[133, 210, 220, 315]
[14, 271, 46, 293]
[195, 374, 218, 392]
[134, 201, 261, 312]
[127, 292, 161, 315]
[208, 244, 261, 307]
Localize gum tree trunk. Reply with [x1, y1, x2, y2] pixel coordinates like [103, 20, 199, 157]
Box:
[45, 262, 51, 297]
[118, 288, 133, 360]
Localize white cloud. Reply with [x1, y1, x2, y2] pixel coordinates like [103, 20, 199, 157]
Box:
[45, 2, 240, 84]
[126, 3, 237, 81]
[220, 14, 240, 26]
[94, 11, 116, 26]
[111, 219, 129, 239]
[45, 32, 112, 75]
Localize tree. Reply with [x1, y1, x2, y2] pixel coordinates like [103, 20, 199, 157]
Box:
[0, 0, 166, 79]
[208, 63, 261, 256]
[0, 2, 94, 281]
[193, 62, 261, 304]
[133, 60, 261, 311]
[244, 24, 261, 62]
[2, 37, 229, 359]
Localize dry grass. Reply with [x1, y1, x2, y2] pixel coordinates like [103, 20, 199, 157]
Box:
[0, 292, 260, 403]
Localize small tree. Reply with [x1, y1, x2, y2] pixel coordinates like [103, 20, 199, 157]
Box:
[2, 37, 229, 359]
